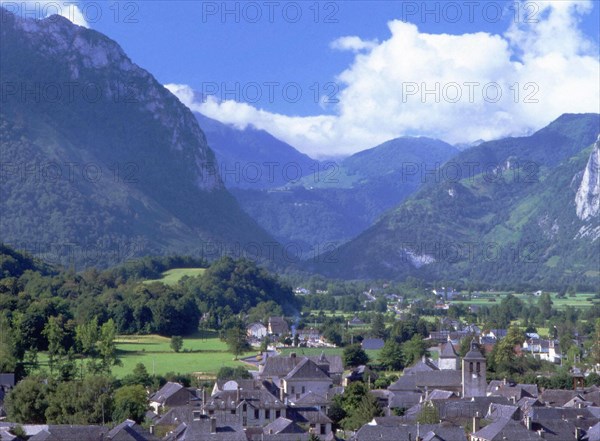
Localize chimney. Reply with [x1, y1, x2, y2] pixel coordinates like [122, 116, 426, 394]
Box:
[203, 387, 207, 405]
[149, 425, 154, 435]
[210, 417, 217, 433]
[237, 385, 240, 402]
[575, 427, 582, 440]
[525, 416, 532, 430]
[473, 412, 481, 432]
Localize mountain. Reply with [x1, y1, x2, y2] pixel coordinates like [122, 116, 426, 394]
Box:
[231, 137, 459, 253]
[312, 114, 600, 289]
[0, 8, 275, 268]
[194, 112, 315, 189]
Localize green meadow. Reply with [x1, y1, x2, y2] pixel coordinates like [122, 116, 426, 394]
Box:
[142, 268, 206, 286]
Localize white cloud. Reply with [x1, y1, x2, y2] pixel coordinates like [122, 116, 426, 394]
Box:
[167, 0, 599, 158]
[330, 36, 378, 53]
[0, 0, 89, 27]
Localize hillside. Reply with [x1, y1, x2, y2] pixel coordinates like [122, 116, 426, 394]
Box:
[312, 114, 600, 289]
[232, 137, 459, 252]
[0, 8, 275, 268]
[194, 112, 315, 189]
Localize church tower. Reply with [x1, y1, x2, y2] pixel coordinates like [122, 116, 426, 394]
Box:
[462, 339, 486, 397]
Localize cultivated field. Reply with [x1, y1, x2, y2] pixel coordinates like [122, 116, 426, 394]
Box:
[142, 268, 206, 286]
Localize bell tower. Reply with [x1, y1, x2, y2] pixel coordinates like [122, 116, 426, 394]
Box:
[462, 339, 486, 397]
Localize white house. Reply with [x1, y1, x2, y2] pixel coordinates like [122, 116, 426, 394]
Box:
[247, 322, 268, 339]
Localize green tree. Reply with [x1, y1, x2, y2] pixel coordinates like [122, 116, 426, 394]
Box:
[5, 377, 49, 424]
[401, 335, 429, 366]
[225, 323, 250, 360]
[370, 313, 387, 339]
[113, 385, 148, 424]
[170, 335, 183, 353]
[343, 344, 369, 368]
[42, 316, 66, 375]
[45, 376, 114, 424]
[379, 339, 404, 371]
[98, 319, 119, 373]
[494, 324, 525, 369]
[76, 317, 99, 356]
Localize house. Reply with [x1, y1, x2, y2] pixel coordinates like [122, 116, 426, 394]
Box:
[361, 338, 384, 350]
[353, 422, 467, 441]
[247, 323, 268, 339]
[0, 374, 14, 419]
[471, 418, 541, 441]
[202, 382, 287, 426]
[348, 317, 365, 327]
[259, 352, 343, 385]
[268, 317, 289, 336]
[296, 328, 321, 343]
[487, 379, 538, 400]
[281, 358, 333, 401]
[521, 338, 561, 363]
[150, 382, 196, 413]
[344, 365, 378, 386]
[438, 341, 460, 370]
[164, 415, 247, 441]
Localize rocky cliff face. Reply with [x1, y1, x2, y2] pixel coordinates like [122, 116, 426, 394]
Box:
[0, 8, 275, 267]
[575, 135, 600, 221]
[2, 7, 221, 191]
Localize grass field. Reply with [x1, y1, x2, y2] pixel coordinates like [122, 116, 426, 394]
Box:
[143, 268, 206, 286]
[37, 332, 255, 379]
[451, 292, 598, 310]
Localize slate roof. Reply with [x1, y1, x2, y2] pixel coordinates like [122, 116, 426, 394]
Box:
[150, 382, 185, 404]
[361, 338, 384, 350]
[164, 417, 247, 441]
[486, 403, 520, 421]
[203, 386, 285, 411]
[290, 391, 329, 407]
[433, 397, 512, 423]
[0, 375, 14, 388]
[471, 418, 539, 441]
[284, 358, 331, 382]
[414, 371, 462, 389]
[353, 422, 467, 441]
[463, 341, 485, 360]
[403, 358, 439, 375]
[586, 421, 600, 441]
[26, 425, 107, 441]
[106, 419, 159, 440]
[263, 417, 304, 435]
[286, 407, 332, 425]
[440, 341, 458, 358]
[259, 353, 342, 378]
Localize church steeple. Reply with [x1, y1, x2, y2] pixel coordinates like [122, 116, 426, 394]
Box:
[462, 339, 486, 397]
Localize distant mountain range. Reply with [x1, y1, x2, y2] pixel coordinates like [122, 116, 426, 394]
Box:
[309, 114, 600, 289]
[0, 8, 274, 268]
[2, 8, 598, 288]
[229, 137, 459, 253]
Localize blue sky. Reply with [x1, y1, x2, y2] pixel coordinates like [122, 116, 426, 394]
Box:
[6, 0, 600, 157]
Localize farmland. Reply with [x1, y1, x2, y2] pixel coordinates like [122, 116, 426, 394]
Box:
[142, 268, 206, 286]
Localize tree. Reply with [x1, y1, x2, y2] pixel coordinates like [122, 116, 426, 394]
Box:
[217, 366, 252, 380]
[5, 377, 49, 424]
[45, 376, 113, 424]
[113, 385, 148, 424]
[170, 335, 183, 353]
[43, 316, 66, 375]
[76, 317, 99, 356]
[379, 339, 404, 371]
[343, 344, 369, 368]
[592, 319, 600, 367]
[370, 313, 387, 339]
[494, 324, 524, 369]
[98, 319, 119, 373]
[401, 335, 429, 366]
[225, 323, 250, 360]
[537, 292, 554, 319]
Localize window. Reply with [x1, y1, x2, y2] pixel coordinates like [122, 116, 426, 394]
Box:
[231, 409, 236, 415]
[302, 386, 305, 394]
[275, 410, 281, 419]
[291, 386, 295, 394]
[242, 404, 247, 412]
[469, 362, 473, 372]
[254, 409, 259, 419]
[476, 362, 480, 373]
[320, 425, 326, 435]
[265, 410, 270, 419]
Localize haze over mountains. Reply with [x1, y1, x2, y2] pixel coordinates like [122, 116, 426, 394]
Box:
[1, 8, 598, 289]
